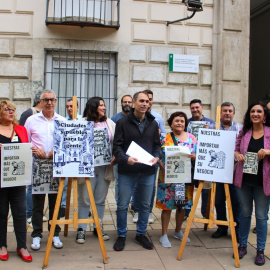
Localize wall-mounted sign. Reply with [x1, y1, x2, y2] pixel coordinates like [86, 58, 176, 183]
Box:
[169, 54, 199, 73]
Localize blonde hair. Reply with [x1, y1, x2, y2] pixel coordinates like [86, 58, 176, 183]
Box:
[0, 100, 18, 125]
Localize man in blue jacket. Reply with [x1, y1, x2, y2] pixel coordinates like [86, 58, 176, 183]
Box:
[113, 91, 161, 251]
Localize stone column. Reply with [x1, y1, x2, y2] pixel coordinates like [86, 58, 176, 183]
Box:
[211, 0, 250, 122]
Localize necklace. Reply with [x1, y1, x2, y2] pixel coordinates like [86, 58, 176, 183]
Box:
[0, 124, 13, 130]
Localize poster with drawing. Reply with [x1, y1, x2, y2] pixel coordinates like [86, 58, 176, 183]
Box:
[53, 120, 94, 177]
[187, 121, 207, 140]
[243, 152, 259, 175]
[32, 157, 59, 194]
[1, 143, 32, 188]
[194, 128, 236, 183]
[165, 146, 191, 184]
[94, 127, 112, 167]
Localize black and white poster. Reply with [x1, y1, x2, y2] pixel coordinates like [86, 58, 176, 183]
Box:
[94, 127, 112, 167]
[32, 156, 59, 194]
[165, 146, 191, 184]
[187, 121, 207, 139]
[1, 143, 32, 188]
[53, 120, 94, 177]
[194, 128, 236, 183]
[243, 152, 259, 175]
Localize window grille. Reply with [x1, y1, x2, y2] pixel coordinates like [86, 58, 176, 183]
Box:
[44, 48, 118, 118]
[46, 0, 120, 29]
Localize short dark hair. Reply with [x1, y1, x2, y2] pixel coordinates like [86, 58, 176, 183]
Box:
[167, 111, 188, 129]
[143, 89, 153, 96]
[66, 98, 79, 106]
[120, 95, 132, 103]
[33, 90, 43, 107]
[242, 101, 270, 135]
[221, 102, 235, 113]
[83, 97, 107, 122]
[190, 99, 202, 107]
[133, 91, 149, 101]
[262, 99, 270, 106]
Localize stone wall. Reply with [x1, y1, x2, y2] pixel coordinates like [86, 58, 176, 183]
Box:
[0, 0, 249, 124]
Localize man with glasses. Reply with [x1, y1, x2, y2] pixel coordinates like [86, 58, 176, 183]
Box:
[25, 89, 66, 251]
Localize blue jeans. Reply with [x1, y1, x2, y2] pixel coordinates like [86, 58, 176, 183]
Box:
[236, 182, 270, 250]
[133, 164, 158, 213]
[26, 185, 33, 218]
[61, 178, 68, 208]
[117, 173, 155, 237]
[215, 183, 241, 234]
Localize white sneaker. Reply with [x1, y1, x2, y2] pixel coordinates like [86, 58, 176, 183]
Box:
[174, 230, 190, 243]
[43, 215, 48, 222]
[31, 237, 41, 250]
[53, 236, 63, 249]
[159, 234, 171, 248]
[148, 213, 154, 224]
[133, 212, 138, 223]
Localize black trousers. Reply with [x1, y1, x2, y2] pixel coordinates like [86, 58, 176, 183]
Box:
[31, 194, 61, 238]
[0, 186, 27, 249]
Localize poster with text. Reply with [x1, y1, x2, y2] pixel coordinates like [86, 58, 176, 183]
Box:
[94, 127, 112, 167]
[194, 128, 236, 183]
[165, 146, 191, 184]
[243, 152, 259, 175]
[187, 121, 207, 140]
[1, 143, 32, 188]
[32, 157, 59, 194]
[53, 120, 95, 177]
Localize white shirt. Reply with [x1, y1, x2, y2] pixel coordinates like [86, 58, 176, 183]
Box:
[25, 110, 66, 155]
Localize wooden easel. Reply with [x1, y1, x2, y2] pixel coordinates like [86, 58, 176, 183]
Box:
[42, 96, 108, 268]
[177, 106, 240, 268]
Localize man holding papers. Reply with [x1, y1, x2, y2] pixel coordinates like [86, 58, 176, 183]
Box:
[113, 91, 161, 251]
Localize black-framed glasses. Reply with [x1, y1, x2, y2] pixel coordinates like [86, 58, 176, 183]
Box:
[4, 107, 16, 112]
[41, 98, 57, 103]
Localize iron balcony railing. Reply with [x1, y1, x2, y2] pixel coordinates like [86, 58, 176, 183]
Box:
[46, 0, 120, 29]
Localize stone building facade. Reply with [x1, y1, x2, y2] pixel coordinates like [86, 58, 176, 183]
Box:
[0, 0, 249, 124]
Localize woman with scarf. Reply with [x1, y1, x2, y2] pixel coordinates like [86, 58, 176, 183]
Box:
[156, 111, 197, 248]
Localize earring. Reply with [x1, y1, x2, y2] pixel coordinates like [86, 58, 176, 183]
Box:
[263, 118, 266, 124]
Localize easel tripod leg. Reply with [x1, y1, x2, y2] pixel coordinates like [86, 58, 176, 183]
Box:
[177, 181, 204, 260]
[43, 177, 65, 268]
[85, 178, 108, 264]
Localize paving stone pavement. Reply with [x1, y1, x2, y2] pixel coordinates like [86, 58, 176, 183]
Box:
[3, 183, 270, 270]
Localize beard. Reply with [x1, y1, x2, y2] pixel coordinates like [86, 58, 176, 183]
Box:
[122, 105, 131, 113]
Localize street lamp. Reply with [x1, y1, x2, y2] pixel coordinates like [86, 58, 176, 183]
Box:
[166, 0, 203, 26]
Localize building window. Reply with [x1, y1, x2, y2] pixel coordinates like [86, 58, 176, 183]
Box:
[44, 48, 118, 118]
[46, 0, 120, 29]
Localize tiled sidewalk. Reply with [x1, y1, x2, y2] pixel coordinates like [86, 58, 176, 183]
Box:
[4, 182, 270, 270]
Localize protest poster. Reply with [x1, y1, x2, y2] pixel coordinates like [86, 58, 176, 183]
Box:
[94, 127, 112, 167]
[53, 120, 95, 177]
[1, 143, 32, 188]
[243, 152, 259, 175]
[187, 121, 207, 139]
[32, 156, 59, 194]
[165, 146, 191, 184]
[194, 128, 236, 183]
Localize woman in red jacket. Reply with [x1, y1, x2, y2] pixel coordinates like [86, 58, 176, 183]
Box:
[0, 100, 32, 263]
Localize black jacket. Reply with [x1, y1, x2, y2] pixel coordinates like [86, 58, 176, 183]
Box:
[113, 110, 161, 175]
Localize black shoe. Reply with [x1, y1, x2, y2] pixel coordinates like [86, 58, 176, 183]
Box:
[93, 228, 110, 241]
[59, 207, 66, 218]
[212, 229, 228, 238]
[88, 211, 92, 217]
[113, 237, 126, 251]
[76, 228, 85, 244]
[135, 234, 154, 250]
[253, 227, 256, 234]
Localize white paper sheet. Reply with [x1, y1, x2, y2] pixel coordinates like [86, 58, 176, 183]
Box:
[126, 141, 154, 166]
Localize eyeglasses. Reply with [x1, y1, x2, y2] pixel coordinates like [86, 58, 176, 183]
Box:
[4, 107, 16, 112]
[41, 98, 57, 103]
